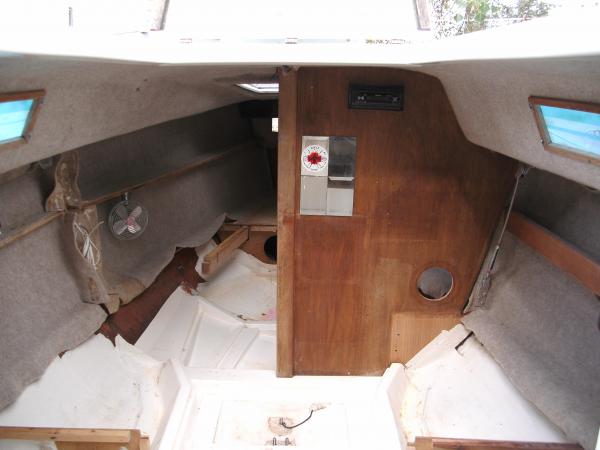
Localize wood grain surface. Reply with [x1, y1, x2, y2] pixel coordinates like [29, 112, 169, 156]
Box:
[279, 67, 516, 375]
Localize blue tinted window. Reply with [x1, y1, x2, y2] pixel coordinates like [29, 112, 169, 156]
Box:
[539, 104, 600, 157]
[0, 99, 34, 143]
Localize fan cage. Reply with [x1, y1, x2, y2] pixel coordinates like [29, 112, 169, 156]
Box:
[108, 200, 149, 241]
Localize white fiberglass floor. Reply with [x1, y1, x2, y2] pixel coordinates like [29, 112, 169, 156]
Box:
[0, 247, 570, 449]
[136, 248, 568, 449]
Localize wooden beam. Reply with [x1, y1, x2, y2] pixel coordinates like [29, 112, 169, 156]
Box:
[0, 212, 62, 251]
[0, 427, 132, 444]
[508, 211, 600, 296]
[201, 226, 249, 276]
[413, 437, 582, 450]
[98, 247, 201, 344]
[57, 444, 126, 450]
[80, 142, 250, 208]
[276, 66, 298, 377]
[221, 223, 277, 233]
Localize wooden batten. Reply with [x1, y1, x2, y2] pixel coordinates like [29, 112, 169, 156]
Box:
[202, 226, 249, 277]
[80, 142, 250, 207]
[0, 212, 62, 251]
[508, 211, 600, 296]
[0, 427, 147, 450]
[412, 437, 582, 450]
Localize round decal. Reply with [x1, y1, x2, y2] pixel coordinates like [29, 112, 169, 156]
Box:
[301, 145, 328, 172]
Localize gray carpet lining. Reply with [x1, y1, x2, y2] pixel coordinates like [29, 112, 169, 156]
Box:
[463, 233, 600, 450]
[0, 218, 107, 410]
[0, 165, 54, 231]
[0, 105, 274, 409]
[515, 168, 600, 261]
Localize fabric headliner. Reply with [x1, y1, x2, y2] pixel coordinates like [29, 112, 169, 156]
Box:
[463, 233, 600, 450]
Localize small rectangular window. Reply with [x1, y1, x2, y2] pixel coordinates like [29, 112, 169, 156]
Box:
[0, 90, 45, 146]
[530, 96, 600, 165]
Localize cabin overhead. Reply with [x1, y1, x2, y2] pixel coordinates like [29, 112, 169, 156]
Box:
[0, 3, 599, 450]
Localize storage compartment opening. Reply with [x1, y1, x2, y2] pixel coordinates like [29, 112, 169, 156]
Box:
[417, 267, 454, 301]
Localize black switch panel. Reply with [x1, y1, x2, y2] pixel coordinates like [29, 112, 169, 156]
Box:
[348, 84, 404, 111]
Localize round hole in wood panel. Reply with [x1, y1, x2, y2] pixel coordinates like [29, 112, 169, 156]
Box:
[417, 267, 454, 301]
[264, 235, 277, 262]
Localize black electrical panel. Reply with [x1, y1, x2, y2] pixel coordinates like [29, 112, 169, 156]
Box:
[348, 84, 404, 111]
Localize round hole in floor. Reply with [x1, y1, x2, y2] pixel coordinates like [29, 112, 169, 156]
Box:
[417, 267, 453, 301]
[264, 235, 277, 262]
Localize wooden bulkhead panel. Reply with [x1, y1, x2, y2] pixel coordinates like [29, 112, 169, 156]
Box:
[278, 67, 516, 376]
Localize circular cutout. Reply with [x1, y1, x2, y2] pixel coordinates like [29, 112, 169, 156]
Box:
[264, 235, 277, 262]
[417, 267, 453, 301]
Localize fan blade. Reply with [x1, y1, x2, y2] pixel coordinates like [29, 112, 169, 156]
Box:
[128, 220, 142, 234]
[113, 219, 128, 235]
[129, 206, 143, 219]
[114, 204, 129, 220]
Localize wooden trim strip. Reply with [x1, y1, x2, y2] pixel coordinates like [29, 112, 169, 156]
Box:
[221, 224, 277, 233]
[508, 211, 600, 296]
[413, 436, 582, 450]
[202, 226, 249, 276]
[0, 212, 62, 251]
[0, 90, 45, 103]
[0, 427, 132, 443]
[276, 67, 298, 377]
[80, 142, 251, 207]
[529, 96, 600, 115]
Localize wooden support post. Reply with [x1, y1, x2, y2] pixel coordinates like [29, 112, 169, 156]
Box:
[276, 66, 298, 377]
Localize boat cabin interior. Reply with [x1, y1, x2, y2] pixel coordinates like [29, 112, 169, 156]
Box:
[0, 6, 599, 450]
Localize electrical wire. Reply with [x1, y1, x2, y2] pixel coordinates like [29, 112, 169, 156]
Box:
[280, 409, 314, 429]
[72, 220, 104, 269]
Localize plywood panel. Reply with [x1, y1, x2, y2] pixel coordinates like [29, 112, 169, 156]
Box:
[390, 312, 461, 363]
[282, 67, 516, 375]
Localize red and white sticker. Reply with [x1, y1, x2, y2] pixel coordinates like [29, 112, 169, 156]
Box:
[301, 145, 328, 173]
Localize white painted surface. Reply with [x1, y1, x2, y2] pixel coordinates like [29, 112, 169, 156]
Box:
[165, 374, 387, 450]
[0, 334, 166, 445]
[0, 11, 599, 64]
[0, 250, 574, 449]
[196, 249, 277, 323]
[399, 325, 569, 443]
[137, 287, 276, 371]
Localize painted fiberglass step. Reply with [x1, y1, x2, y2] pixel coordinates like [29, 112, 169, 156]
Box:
[136, 287, 275, 371]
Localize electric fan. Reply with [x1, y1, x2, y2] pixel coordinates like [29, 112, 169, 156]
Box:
[108, 193, 149, 240]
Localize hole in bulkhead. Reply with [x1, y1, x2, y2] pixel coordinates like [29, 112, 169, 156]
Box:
[264, 235, 277, 262]
[417, 267, 453, 301]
